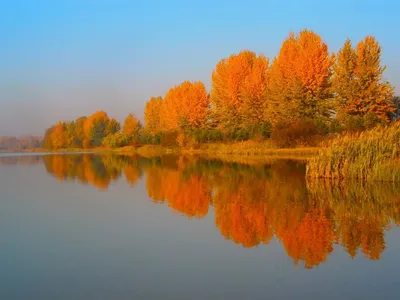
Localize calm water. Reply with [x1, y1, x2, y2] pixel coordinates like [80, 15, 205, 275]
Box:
[1, 153, 400, 299]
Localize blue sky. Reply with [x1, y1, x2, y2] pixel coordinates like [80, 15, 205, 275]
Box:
[1, 0, 399, 135]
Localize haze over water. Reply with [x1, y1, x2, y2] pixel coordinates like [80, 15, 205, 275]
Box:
[1, 153, 400, 299]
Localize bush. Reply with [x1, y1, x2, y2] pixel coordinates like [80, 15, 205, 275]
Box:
[82, 139, 92, 149]
[138, 131, 162, 145]
[271, 119, 322, 148]
[101, 133, 129, 148]
[160, 131, 178, 147]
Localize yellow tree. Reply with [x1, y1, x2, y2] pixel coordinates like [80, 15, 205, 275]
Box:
[84, 111, 110, 147]
[354, 36, 394, 121]
[144, 96, 163, 135]
[333, 36, 394, 123]
[210, 50, 269, 129]
[268, 30, 333, 124]
[162, 81, 209, 131]
[123, 113, 142, 141]
[332, 39, 357, 119]
[51, 122, 67, 149]
[162, 87, 180, 131]
[176, 81, 209, 128]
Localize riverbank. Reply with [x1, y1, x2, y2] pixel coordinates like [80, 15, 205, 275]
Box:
[3, 143, 321, 159]
[307, 122, 400, 181]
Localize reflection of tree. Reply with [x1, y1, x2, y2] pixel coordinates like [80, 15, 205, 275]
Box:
[307, 180, 400, 261]
[39, 153, 400, 268]
[144, 157, 210, 218]
[43, 154, 141, 191]
[278, 208, 336, 269]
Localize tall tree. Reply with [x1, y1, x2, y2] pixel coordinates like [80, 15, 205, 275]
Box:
[210, 50, 269, 130]
[268, 30, 333, 124]
[332, 36, 395, 122]
[354, 36, 394, 121]
[162, 81, 209, 131]
[332, 39, 357, 119]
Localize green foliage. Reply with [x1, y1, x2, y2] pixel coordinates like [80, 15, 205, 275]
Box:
[90, 118, 108, 147]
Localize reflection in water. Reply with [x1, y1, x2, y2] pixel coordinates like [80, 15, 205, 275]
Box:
[2, 153, 400, 269]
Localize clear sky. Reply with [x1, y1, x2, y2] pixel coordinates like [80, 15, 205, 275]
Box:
[1, 0, 399, 136]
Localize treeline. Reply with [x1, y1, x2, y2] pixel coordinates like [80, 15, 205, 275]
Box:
[43, 111, 142, 149]
[0, 136, 42, 151]
[43, 29, 398, 149]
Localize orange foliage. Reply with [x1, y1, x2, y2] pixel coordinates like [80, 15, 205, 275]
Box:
[161, 81, 209, 131]
[268, 30, 333, 123]
[211, 50, 269, 128]
[144, 97, 163, 135]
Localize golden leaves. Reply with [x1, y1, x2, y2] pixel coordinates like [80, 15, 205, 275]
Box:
[211, 50, 269, 128]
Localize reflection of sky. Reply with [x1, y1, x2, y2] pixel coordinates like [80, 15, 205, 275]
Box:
[1, 0, 400, 136]
[1, 160, 400, 299]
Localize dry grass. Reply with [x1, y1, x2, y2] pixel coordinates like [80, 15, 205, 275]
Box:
[182, 140, 320, 158]
[307, 122, 400, 181]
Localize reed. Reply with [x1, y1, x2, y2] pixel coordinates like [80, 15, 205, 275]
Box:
[306, 122, 400, 181]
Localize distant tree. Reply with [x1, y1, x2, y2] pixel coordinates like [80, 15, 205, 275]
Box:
[84, 111, 111, 147]
[102, 132, 129, 148]
[106, 118, 121, 135]
[144, 96, 163, 135]
[123, 113, 142, 141]
[51, 122, 67, 149]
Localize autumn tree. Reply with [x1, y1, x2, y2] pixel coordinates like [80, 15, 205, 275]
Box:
[162, 81, 209, 131]
[106, 118, 121, 136]
[84, 111, 113, 147]
[268, 30, 333, 124]
[43, 126, 55, 149]
[123, 113, 142, 141]
[74, 116, 87, 147]
[354, 36, 394, 121]
[51, 122, 67, 149]
[210, 50, 269, 131]
[144, 96, 163, 135]
[333, 36, 394, 123]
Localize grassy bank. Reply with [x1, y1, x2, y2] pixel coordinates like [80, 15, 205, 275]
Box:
[181, 141, 320, 158]
[306, 122, 400, 181]
[10, 141, 320, 160]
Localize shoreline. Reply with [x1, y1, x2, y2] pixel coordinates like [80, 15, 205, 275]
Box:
[0, 144, 322, 160]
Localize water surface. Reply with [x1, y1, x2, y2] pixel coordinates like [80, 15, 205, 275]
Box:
[1, 153, 400, 299]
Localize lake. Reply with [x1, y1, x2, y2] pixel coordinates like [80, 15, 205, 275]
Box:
[1, 153, 400, 299]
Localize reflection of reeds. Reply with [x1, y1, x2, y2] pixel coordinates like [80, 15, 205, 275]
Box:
[307, 179, 400, 225]
[307, 123, 400, 181]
